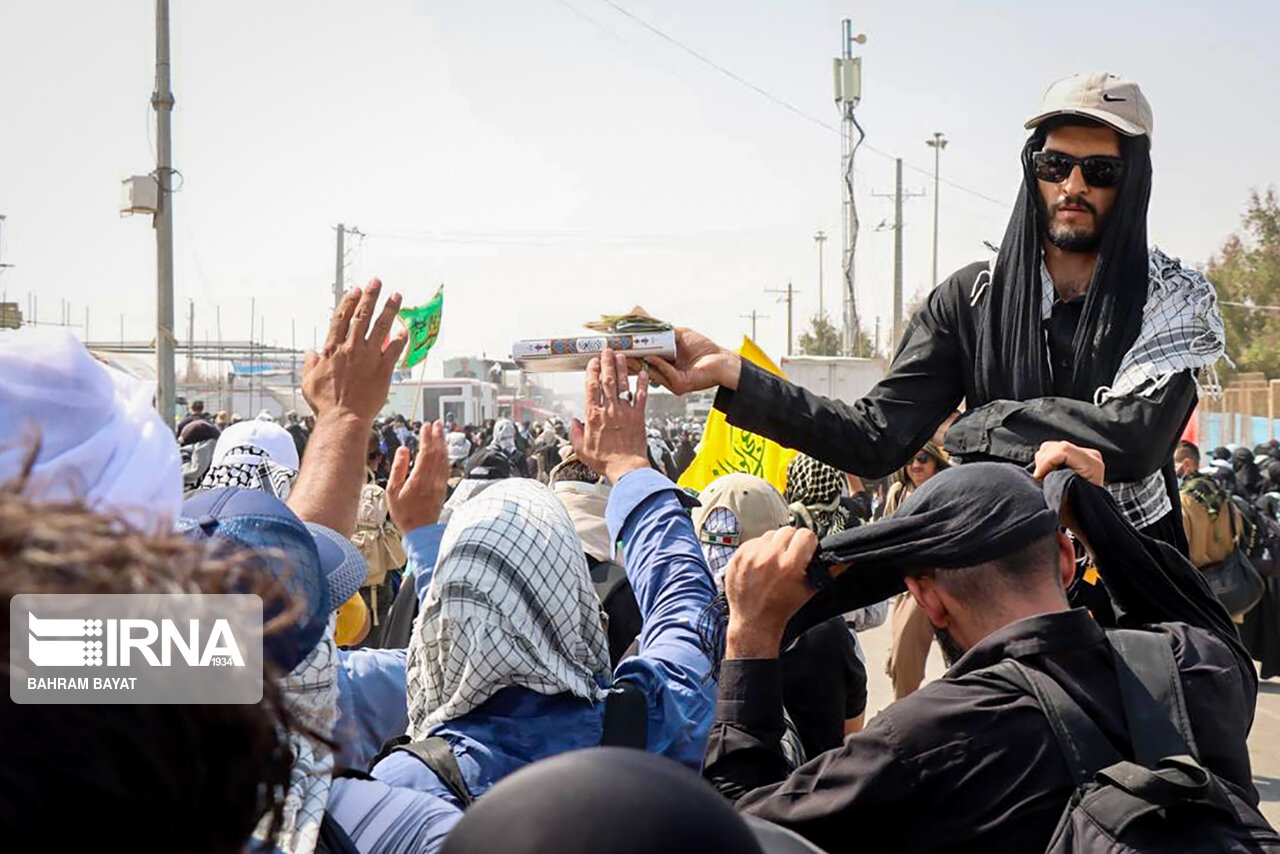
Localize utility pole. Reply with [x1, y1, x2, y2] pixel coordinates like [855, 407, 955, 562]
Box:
[872, 159, 924, 350]
[152, 0, 177, 426]
[739, 309, 769, 341]
[926, 131, 948, 288]
[334, 223, 345, 310]
[0, 215, 13, 282]
[186, 299, 196, 381]
[765, 281, 799, 357]
[833, 19, 866, 356]
[813, 230, 827, 317]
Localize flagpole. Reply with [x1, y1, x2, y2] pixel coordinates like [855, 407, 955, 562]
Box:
[409, 355, 428, 425]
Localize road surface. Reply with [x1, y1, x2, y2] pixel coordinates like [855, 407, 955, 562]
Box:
[856, 616, 1280, 825]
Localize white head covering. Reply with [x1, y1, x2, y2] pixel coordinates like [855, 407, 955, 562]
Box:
[491, 418, 518, 454]
[199, 419, 300, 499]
[447, 432, 473, 465]
[0, 328, 182, 530]
[255, 408, 278, 423]
[405, 479, 610, 737]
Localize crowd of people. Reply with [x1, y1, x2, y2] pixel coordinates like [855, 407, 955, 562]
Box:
[2, 69, 1279, 853]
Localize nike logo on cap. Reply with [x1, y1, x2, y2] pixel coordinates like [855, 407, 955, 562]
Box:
[1101, 94, 1126, 102]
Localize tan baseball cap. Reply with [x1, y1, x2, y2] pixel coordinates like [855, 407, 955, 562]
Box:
[691, 473, 790, 545]
[1024, 72, 1153, 138]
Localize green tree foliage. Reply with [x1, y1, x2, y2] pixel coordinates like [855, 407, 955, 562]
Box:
[1208, 189, 1280, 377]
[797, 311, 841, 356]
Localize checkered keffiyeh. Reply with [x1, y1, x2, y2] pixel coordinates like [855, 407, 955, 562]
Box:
[784, 454, 851, 538]
[700, 506, 742, 579]
[255, 622, 338, 854]
[1041, 247, 1226, 529]
[405, 479, 610, 738]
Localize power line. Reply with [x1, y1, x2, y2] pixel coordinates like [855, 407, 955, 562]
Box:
[592, 0, 1009, 209]
[1221, 301, 1280, 313]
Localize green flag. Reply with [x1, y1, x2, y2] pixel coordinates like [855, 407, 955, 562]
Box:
[398, 287, 444, 369]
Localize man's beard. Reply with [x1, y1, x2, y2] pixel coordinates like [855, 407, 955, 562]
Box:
[1039, 194, 1105, 253]
[934, 627, 967, 668]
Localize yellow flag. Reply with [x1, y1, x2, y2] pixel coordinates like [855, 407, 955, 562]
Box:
[677, 337, 797, 494]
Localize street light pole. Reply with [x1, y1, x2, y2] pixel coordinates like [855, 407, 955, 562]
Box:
[153, 0, 177, 426]
[813, 230, 827, 318]
[926, 131, 948, 288]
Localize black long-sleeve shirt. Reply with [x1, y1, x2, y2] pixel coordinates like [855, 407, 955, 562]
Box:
[702, 478, 1258, 854]
[713, 262, 1197, 484]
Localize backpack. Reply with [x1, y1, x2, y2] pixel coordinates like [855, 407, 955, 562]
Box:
[985, 629, 1280, 854]
[1234, 495, 1280, 579]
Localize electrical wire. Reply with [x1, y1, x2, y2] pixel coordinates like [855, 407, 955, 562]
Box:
[592, 0, 1010, 208]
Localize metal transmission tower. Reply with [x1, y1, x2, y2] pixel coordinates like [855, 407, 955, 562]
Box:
[926, 132, 948, 288]
[333, 224, 364, 310]
[833, 19, 866, 356]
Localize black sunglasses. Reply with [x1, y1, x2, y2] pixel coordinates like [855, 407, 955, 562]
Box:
[912, 452, 933, 464]
[1033, 150, 1125, 188]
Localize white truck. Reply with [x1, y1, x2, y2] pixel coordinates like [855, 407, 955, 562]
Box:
[382, 378, 498, 425]
[779, 355, 887, 402]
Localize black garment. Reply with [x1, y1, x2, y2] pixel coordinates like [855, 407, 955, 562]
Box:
[443, 748, 767, 854]
[713, 281, 1197, 488]
[178, 418, 220, 446]
[674, 438, 697, 479]
[780, 617, 866, 758]
[704, 472, 1258, 854]
[287, 423, 309, 461]
[1043, 296, 1086, 397]
[705, 612, 1256, 854]
[1240, 576, 1280, 679]
[176, 412, 209, 437]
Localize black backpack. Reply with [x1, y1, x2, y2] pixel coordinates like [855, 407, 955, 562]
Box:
[1235, 495, 1280, 580]
[985, 629, 1279, 853]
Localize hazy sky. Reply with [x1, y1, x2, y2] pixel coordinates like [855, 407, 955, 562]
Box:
[2, 0, 1277, 384]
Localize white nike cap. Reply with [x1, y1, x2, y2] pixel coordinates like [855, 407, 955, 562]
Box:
[1025, 72, 1153, 139]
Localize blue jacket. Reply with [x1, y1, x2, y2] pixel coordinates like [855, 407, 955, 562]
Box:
[328, 469, 717, 853]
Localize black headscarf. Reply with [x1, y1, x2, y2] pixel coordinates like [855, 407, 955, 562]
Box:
[441, 748, 770, 854]
[1231, 447, 1262, 497]
[973, 124, 1153, 404]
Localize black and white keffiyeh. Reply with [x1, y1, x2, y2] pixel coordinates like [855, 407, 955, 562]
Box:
[200, 444, 298, 499]
[405, 479, 610, 737]
[1040, 247, 1226, 528]
[784, 454, 851, 538]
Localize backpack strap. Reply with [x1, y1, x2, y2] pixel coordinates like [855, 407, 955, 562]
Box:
[982, 659, 1122, 785]
[601, 679, 649, 750]
[1105, 629, 1200, 765]
[389, 736, 475, 808]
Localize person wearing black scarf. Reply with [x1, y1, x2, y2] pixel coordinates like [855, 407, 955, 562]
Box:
[645, 73, 1225, 558]
[701, 444, 1259, 853]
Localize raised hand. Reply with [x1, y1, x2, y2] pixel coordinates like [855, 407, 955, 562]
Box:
[642, 327, 742, 396]
[387, 420, 450, 532]
[723, 526, 820, 659]
[1032, 440, 1105, 486]
[571, 348, 651, 484]
[302, 279, 408, 424]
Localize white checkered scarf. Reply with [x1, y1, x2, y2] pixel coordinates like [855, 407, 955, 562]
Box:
[255, 621, 338, 854]
[1040, 247, 1226, 528]
[406, 478, 610, 738]
[199, 445, 298, 500]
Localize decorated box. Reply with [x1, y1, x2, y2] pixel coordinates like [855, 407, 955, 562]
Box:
[512, 330, 676, 372]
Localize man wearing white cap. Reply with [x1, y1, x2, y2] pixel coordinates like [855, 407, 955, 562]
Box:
[648, 72, 1224, 563]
